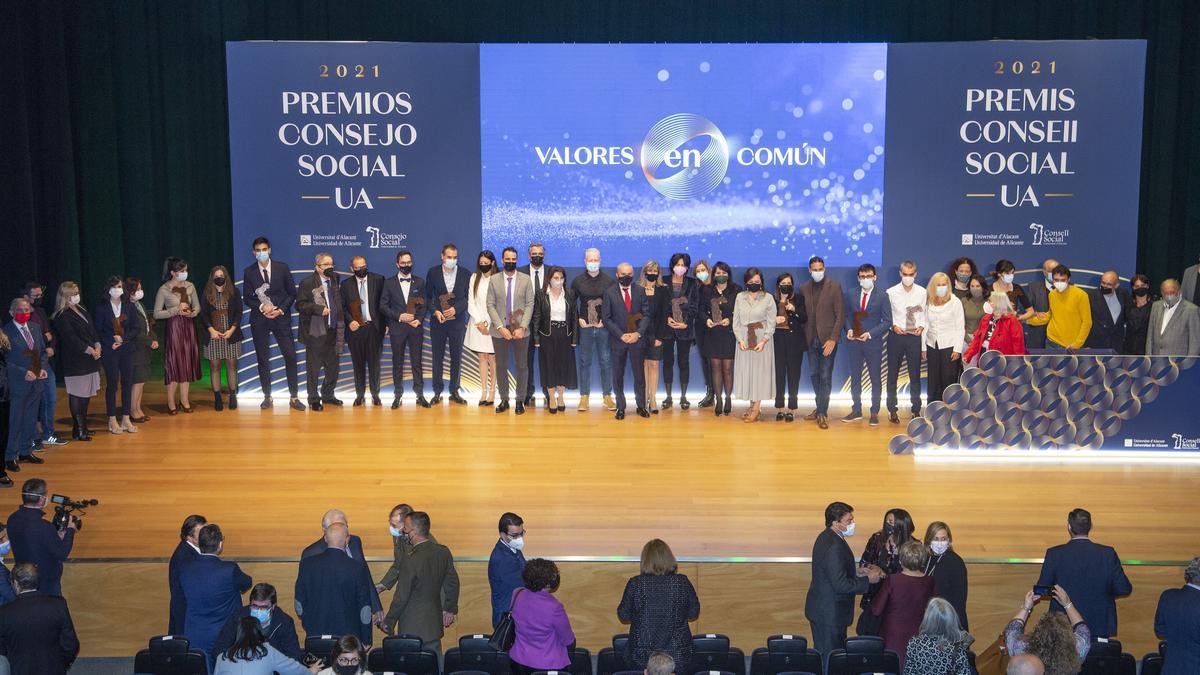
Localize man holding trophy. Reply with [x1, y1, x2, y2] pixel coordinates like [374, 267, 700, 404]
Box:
[242, 237, 303, 410]
[341, 255, 385, 406]
[841, 264, 892, 426]
[486, 247, 535, 415]
[297, 253, 344, 411]
[380, 250, 429, 409]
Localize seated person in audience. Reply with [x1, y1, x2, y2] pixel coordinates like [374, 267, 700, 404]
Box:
[1004, 585, 1090, 675]
[0, 526, 16, 607]
[315, 634, 369, 675]
[645, 651, 675, 675]
[169, 514, 206, 635]
[903, 597, 972, 675]
[1154, 555, 1200, 675]
[0, 562, 79, 675]
[870, 541, 935, 671]
[214, 582, 303, 663]
[213, 615, 317, 675]
[1006, 654, 1045, 675]
[295, 523, 374, 647]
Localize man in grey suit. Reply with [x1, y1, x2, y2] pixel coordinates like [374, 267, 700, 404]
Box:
[486, 247, 535, 414]
[1182, 257, 1200, 307]
[1024, 258, 1058, 350]
[804, 502, 883, 655]
[1146, 279, 1200, 358]
[390, 511, 459, 655]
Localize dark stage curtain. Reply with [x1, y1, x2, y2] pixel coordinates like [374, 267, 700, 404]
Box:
[3, 1, 1199, 300]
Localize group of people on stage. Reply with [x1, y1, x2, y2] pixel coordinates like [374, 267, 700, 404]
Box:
[162, 504, 1200, 675]
[6, 240, 1200, 461]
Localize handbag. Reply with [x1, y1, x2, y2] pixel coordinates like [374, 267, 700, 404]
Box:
[488, 588, 525, 652]
[973, 633, 1010, 675]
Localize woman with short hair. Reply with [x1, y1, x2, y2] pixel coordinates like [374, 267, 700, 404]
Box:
[871, 541, 937, 671]
[509, 558, 575, 675]
[964, 291, 1027, 364]
[902, 598, 973, 675]
[922, 521, 969, 630]
[617, 539, 700, 674]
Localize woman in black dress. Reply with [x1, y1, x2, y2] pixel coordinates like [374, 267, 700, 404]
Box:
[772, 273, 807, 422]
[1124, 274, 1154, 355]
[922, 520, 970, 631]
[702, 262, 739, 417]
[691, 259, 715, 408]
[124, 276, 159, 423]
[531, 266, 578, 413]
[640, 261, 666, 414]
[858, 507, 918, 635]
[617, 539, 700, 673]
[660, 253, 700, 410]
[51, 281, 102, 441]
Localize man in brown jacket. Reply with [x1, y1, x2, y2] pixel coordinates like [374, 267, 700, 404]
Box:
[799, 256, 844, 428]
[389, 511, 460, 654]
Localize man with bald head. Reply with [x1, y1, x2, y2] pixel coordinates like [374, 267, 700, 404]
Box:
[1084, 270, 1131, 352]
[301, 509, 383, 626]
[1007, 653, 1044, 675]
[1147, 278, 1200, 357]
[295, 522, 376, 646]
[602, 262, 651, 419]
[1024, 258, 1059, 349]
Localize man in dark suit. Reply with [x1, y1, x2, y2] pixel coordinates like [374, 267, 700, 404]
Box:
[168, 514, 206, 635]
[425, 243, 472, 405]
[1024, 258, 1058, 350]
[241, 236, 303, 410]
[300, 509, 383, 627]
[5, 298, 50, 481]
[212, 582, 303, 662]
[296, 523, 375, 646]
[7, 479, 74, 596]
[1084, 270, 1131, 352]
[601, 263, 651, 419]
[341, 255, 385, 406]
[296, 253, 343, 411]
[1036, 508, 1132, 638]
[487, 512, 526, 627]
[1155, 556, 1200, 675]
[0, 563, 79, 674]
[841, 264, 891, 426]
[390, 511, 459, 655]
[380, 250, 430, 408]
[524, 243, 549, 407]
[804, 502, 882, 655]
[179, 524, 252, 662]
[22, 283, 68, 449]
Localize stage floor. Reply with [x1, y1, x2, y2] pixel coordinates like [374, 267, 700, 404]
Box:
[22, 386, 1200, 565]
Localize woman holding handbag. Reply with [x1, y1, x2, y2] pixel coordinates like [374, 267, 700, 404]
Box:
[507, 558, 575, 675]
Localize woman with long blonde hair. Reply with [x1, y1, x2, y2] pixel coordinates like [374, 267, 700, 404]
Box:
[639, 260, 665, 414]
[51, 281, 102, 440]
[923, 272, 964, 403]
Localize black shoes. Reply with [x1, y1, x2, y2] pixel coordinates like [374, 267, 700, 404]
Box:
[662, 396, 673, 410]
[324, 397, 344, 406]
[5, 461, 18, 473]
[522, 395, 534, 406]
[889, 411, 900, 424]
[261, 397, 273, 409]
[228, 393, 238, 410]
[416, 397, 431, 408]
[515, 402, 525, 415]
[679, 396, 690, 410]
[615, 409, 626, 420]
[429, 394, 443, 405]
[214, 391, 224, 411]
[697, 387, 715, 408]
[290, 398, 306, 411]
[0, 474, 11, 488]
[869, 413, 880, 426]
[636, 407, 651, 418]
[449, 392, 468, 405]
[310, 400, 324, 411]
[18, 455, 43, 465]
[371, 396, 382, 406]
[495, 401, 510, 413]
[785, 412, 795, 422]
[392, 398, 402, 409]
[353, 398, 365, 407]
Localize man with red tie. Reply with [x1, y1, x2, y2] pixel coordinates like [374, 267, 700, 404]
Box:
[601, 263, 651, 419]
[841, 264, 891, 426]
[4, 298, 51, 487]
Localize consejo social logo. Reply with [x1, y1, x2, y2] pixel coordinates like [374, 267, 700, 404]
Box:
[640, 113, 730, 200]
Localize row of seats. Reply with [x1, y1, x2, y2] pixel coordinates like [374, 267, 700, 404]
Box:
[133, 631, 1170, 675]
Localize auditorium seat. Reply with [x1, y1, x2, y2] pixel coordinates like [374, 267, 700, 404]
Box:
[443, 634, 511, 675]
[367, 634, 441, 675]
[1140, 653, 1163, 675]
[567, 646, 594, 675]
[597, 634, 633, 675]
[304, 634, 343, 662]
[749, 634, 822, 675]
[1080, 651, 1136, 675]
[132, 635, 208, 675]
[826, 636, 900, 675]
[691, 633, 746, 675]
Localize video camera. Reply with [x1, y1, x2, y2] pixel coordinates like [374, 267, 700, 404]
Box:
[50, 494, 98, 533]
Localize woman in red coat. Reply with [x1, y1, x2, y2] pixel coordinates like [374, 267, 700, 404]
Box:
[870, 541, 936, 671]
[964, 291, 1027, 364]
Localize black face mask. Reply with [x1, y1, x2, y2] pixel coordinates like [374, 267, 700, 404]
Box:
[322, 268, 338, 279]
[778, 285, 793, 296]
[333, 665, 360, 675]
[214, 276, 227, 287]
[30, 296, 43, 306]
[884, 523, 895, 535]
[1132, 287, 1150, 297]
[530, 255, 544, 266]
[645, 273, 659, 282]
[478, 262, 493, 273]
[746, 282, 763, 293]
[617, 275, 634, 286]
[397, 265, 413, 276]
[714, 275, 729, 285]
[503, 261, 517, 273]
[1101, 287, 1114, 295]
[354, 268, 368, 278]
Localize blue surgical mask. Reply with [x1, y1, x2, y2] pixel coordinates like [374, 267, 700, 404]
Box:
[388, 526, 402, 538]
[810, 270, 825, 282]
[586, 262, 601, 274]
[935, 285, 949, 297]
[0, 541, 10, 556]
[1045, 272, 1054, 284]
[250, 608, 271, 624]
[444, 258, 458, 270]
[255, 250, 270, 263]
[859, 278, 874, 291]
[696, 270, 710, 283]
[1001, 273, 1015, 284]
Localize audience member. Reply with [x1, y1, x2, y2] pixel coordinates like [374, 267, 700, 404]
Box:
[1004, 586, 1090, 675]
[300, 509, 383, 626]
[0, 563, 79, 675]
[645, 651, 675, 675]
[922, 521, 969, 630]
[489, 511, 527, 627]
[389, 511, 459, 654]
[871, 541, 936, 670]
[858, 508, 917, 635]
[1153, 555, 1200, 675]
[805, 502, 882, 655]
[510, 558, 575, 675]
[213, 615, 315, 675]
[902, 597, 972, 675]
[168, 514, 206, 635]
[1006, 653, 1045, 675]
[294, 523, 374, 646]
[214, 582, 303, 663]
[1036, 508, 1131, 638]
[617, 539, 700, 673]
[315, 635, 370, 675]
[180, 524, 253, 663]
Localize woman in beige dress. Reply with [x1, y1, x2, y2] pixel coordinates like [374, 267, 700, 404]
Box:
[732, 267, 776, 422]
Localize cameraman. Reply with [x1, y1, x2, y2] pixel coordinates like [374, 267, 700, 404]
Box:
[6, 479, 75, 596]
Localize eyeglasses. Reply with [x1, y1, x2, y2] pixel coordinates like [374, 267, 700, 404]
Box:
[336, 656, 362, 666]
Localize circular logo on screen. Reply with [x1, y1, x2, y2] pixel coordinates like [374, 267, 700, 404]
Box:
[640, 113, 729, 200]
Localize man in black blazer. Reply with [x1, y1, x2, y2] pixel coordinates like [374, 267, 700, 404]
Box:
[212, 582, 304, 663]
[380, 250, 429, 408]
[601, 263, 651, 419]
[1036, 508, 1132, 638]
[523, 243, 549, 406]
[341, 255, 386, 406]
[295, 523, 376, 646]
[1084, 270, 1131, 352]
[424, 243, 472, 404]
[297, 253, 343, 411]
[241, 236, 303, 410]
[804, 501, 882, 655]
[300, 509, 383, 626]
[1024, 258, 1058, 350]
[7, 479, 74, 596]
[1155, 556, 1200, 675]
[0, 563, 79, 674]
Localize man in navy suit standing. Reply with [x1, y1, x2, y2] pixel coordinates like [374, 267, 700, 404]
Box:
[425, 243, 472, 404]
[1155, 555, 1200, 675]
[487, 512, 526, 627]
[1036, 508, 1132, 638]
[841, 264, 891, 426]
[295, 523, 375, 646]
[602, 263, 651, 419]
[4, 298, 49, 484]
[167, 514, 206, 635]
[180, 524, 252, 664]
[241, 236, 303, 411]
[380, 250, 430, 408]
[299, 509, 383, 629]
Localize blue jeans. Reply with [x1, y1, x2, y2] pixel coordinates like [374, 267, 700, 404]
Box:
[577, 327, 613, 396]
[39, 365, 57, 439]
[845, 339, 883, 414]
[807, 336, 838, 416]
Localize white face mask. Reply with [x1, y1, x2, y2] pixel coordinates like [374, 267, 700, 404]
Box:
[810, 270, 825, 282]
[935, 285, 949, 298]
[1053, 281, 1068, 292]
[901, 275, 916, 287]
[133, 289, 144, 301]
[841, 521, 856, 537]
[983, 302, 994, 314]
[506, 536, 525, 551]
[859, 278, 874, 290]
[930, 540, 950, 556]
[1001, 273, 1015, 284]
[550, 279, 564, 289]
[69, 294, 81, 306]
[673, 265, 688, 277]
[109, 287, 123, 299]
[176, 271, 188, 282]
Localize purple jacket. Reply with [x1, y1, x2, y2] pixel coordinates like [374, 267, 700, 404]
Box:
[508, 588, 574, 669]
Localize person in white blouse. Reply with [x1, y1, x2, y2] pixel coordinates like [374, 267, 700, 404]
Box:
[530, 266, 579, 412]
[466, 251, 498, 405]
[923, 272, 965, 403]
[885, 261, 926, 423]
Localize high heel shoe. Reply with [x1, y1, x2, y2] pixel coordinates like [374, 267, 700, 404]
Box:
[661, 396, 673, 410]
[182, 404, 194, 414]
[776, 411, 785, 421]
[714, 398, 724, 417]
[723, 398, 732, 415]
[679, 396, 690, 410]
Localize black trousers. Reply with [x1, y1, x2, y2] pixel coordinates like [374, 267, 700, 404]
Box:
[523, 338, 546, 400]
[611, 339, 646, 411]
[302, 332, 339, 403]
[773, 330, 804, 409]
[250, 320, 299, 397]
[886, 332, 923, 414]
[695, 327, 712, 388]
[429, 321, 466, 395]
[100, 345, 134, 417]
[347, 325, 383, 397]
[809, 620, 848, 656]
[661, 337, 692, 393]
[388, 323, 424, 396]
[925, 345, 959, 403]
